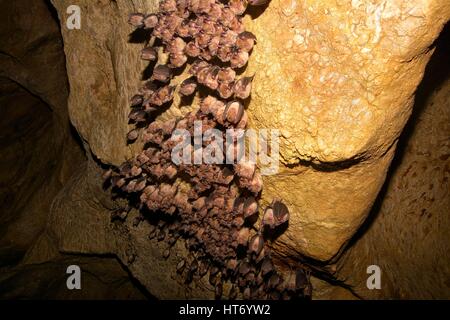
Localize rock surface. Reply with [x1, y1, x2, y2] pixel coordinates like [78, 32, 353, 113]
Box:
[245, 0, 450, 261]
[0, 0, 83, 266]
[51, 0, 160, 165]
[0, 0, 145, 299]
[45, 157, 219, 299]
[334, 30, 450, 299]
[35, 0, 450, 299]
[51, 0, 449, 261]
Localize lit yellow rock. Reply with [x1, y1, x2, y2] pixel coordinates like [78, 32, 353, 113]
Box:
[244, 0, 450, 260]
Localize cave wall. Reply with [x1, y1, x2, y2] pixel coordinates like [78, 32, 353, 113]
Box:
[43, 0, 449, 299]
[334, 28, 450, 299]
[0, 0, 448, 299]
[48, 0, 450, 267]
[0, 78, 55, 265]
[0, 0, 147, 299]
[0, 0, 83, 265]
[245, 0, 449, 262]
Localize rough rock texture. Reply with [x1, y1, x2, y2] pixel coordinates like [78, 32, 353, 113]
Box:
[333, 28, 450, 299]
[0, 254, 147, 300]
[0, 0, 146, 299]
[0, 0, 83, 265]
[33, 0, 450, 299]
[51, 0, 449, 261]
[51, 0, 160, 165]
[245, 0, 450, 261]
[44, 157, 219, 299]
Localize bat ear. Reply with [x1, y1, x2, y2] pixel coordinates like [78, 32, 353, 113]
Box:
[130, 94, 144, 107]
[127, 129, 139, 142]
[179, 77, 198, 96]
[128, 13, 145, 28]
[225, 101, 245, 124]
[143, 13, 159, 29]
[272, 200, 290, 225]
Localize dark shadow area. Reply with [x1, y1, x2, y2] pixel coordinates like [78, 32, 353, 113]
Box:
[128, 28, 153, 44]
[44, 0, 59, 22]
[247, 3, 271, 20]
[0, 78, 55, 267]
[69, 121, 86, 153]
[0, 0, 151, 300]
[142, 59, 158, 80]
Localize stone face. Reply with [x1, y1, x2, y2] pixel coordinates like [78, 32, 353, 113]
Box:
[0, 0, 84, 265]
[0, 0, 69, 119]
[244, 0, 450, 260]
[45, 0, 450, 298]
[334, 34, 450, 299]
[0, 254, 147, 299]
[51, 0, 160, 165]
[0, 0, 143, 300]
